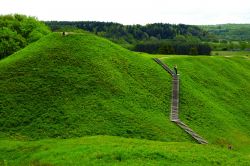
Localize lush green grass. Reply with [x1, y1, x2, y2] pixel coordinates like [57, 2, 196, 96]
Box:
[1, 32, 250, 165]
[161, 55, 250, 153]
[1, 135, 249, 166]
[212, 51, 250, 56]
[0, 32, 190, 142]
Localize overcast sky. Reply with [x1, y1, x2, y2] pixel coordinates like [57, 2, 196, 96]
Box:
[1, 0, 250, 25]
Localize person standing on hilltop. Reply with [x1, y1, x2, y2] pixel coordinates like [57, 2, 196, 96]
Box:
[174, 64, 178, 75]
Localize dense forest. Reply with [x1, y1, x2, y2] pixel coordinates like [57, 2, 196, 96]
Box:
[134, 40, 211, 55]
[0, 14, 50, 59]
[200, 24, 250, 51]
[45, 21, 214, 55]
[201, 24, 250, 41]
[45, 21, 212, 43]
[2, 16, 250, 57]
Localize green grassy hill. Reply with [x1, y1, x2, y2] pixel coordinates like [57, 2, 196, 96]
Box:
[1, 32, 250, 165]
[162, 55, 250, 152]
[0, 32, 189, 142]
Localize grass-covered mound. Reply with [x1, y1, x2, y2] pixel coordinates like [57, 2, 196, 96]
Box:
[0, 32, 190, 141]
[1, 34, 250, 165]
[1, 135, 249, 166]
[162, 55, 250, 152]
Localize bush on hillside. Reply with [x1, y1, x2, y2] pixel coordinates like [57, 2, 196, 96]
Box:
[0, 14, 51, 59]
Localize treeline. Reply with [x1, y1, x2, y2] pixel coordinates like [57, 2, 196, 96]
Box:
[45, 21, 213, 55]
[0, 14, 50, 59]
[209, 41, 250, 51]
[45, 21, 212, 45]
[201, 24, 250, 41]
[134, 41, 211, 55]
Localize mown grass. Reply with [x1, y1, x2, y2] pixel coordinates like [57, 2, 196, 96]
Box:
[212, 51, 250, 56]
[0, 32, 190, 142]
[0, 135, 249, 166]
[161, 55, 250, 153]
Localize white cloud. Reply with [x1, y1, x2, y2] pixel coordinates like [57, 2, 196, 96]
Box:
[0, 0, 250, 24]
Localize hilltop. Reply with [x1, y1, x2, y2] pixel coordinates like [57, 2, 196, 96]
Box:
[0, 32, 189, 141]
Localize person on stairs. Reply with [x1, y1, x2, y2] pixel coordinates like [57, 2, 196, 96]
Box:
[174, 64, 178, 75]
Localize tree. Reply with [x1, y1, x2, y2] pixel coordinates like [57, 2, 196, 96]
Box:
[189, 47, 198, 55]
[0, 27, 25, 59]
[0, 14, 51, 59]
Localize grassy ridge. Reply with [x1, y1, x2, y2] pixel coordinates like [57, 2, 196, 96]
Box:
[1, 32, 250, 165]
[1, 135, 249, 166]
[162, 55, 250, 152]
[0, 32, 190, 142]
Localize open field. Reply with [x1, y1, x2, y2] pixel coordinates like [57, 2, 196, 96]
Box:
[212, 51, 250, 56]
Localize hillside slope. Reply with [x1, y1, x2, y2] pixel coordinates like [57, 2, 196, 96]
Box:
[0, 32, 190, 141]
[162, 55, 250, 152]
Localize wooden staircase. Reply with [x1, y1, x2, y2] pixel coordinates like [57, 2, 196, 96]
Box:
[171, 75, 179, 121]
[176, 121, 208, 144]
[153, 58, 175, 76]
[153, 58, 208, 144]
